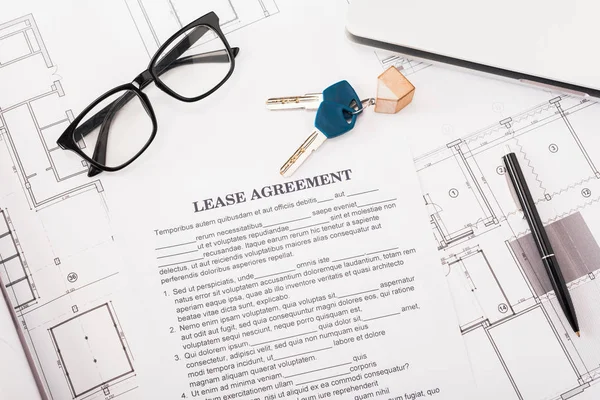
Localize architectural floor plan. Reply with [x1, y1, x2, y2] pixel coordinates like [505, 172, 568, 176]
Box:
[374, 49, 430, 76]
[0, 2, 281, 398]
[0, 15, 130, 397]
[0, 209, 37, 310]
[1, 0, 600, 399]
[0, 14, 104, 211]
[49, 302, 135, 399]
[124, 0, 279, 56]
[415, 94, 600, 400]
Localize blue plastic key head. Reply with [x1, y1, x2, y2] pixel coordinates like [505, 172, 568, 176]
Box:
[322, 80, 362, 112]
[315, 101, 356, 139]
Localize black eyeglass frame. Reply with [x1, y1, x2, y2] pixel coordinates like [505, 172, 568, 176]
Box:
[56, 11, 238, 175]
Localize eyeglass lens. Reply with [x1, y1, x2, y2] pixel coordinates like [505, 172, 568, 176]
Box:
[73, 90, 154, 169]
[152, 25, 232, 99]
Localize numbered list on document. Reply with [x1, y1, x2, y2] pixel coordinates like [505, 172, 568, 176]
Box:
[150, 170, 455, 400]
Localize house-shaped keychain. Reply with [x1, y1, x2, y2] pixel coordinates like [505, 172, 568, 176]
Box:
[374, 66, 416, 114]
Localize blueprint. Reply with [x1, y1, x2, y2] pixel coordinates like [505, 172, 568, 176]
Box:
[0, 7, 144, 398]
[1, 0, 600, 399]
[0, 1, 283, 399]
[405, 65, 600, 399]
[343, 2, 600, 399]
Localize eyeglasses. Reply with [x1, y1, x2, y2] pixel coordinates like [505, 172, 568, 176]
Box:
[57, 12, 238, 177]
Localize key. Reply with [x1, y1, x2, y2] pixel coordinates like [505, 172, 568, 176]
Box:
[266, 92, 322, 110]
[266, 80, 362, 111]
[280, 101, 357, 177]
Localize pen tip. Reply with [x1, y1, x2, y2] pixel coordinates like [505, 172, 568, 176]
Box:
[504, 144, 512, 155]
[576, 331, 581, 337]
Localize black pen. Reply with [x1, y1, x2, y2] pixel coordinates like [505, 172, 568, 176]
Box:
[503, 150, 580, 337]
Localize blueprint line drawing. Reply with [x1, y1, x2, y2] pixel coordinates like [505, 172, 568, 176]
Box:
[48, 302, 134, 399]
[373, 50, 431, 75]
[0, 12, 139, 399]
[0, 208, 38, 309]
[444, 246, 514, 332]
[551, 98, 600, 179]
[0, 14, 105, 211]
[124, 0, 280, 56]
[416, 95, 600, 400]
[0, 14, 51, 67]
[422, 139, 500, 250]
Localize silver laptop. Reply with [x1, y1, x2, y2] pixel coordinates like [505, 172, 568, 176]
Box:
[346, 0, 600, 100]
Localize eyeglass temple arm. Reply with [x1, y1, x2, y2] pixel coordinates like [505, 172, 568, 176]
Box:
[152, 24, 211, 76]
[80, 91, 136, 176]
[88, 95, 131, 174]
[159, 48, 238, 73]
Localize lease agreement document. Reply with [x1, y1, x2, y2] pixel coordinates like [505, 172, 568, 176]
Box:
[107, 106, 475, 399]
[0, 0, 477, 398]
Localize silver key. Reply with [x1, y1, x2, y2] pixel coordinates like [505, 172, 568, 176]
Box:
[266, 81, 363, 112]
[280, 129, 327, 177]
[273, 81, 366, 177]
[266, 93, 323, 110]
[280, 100, 361, 177]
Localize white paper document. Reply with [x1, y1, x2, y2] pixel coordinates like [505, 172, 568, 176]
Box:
[106, 110, 475, 399]
[389, 36, 600, 400]
[2, 0, 600, 399]
[0, 0, 475, 399]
